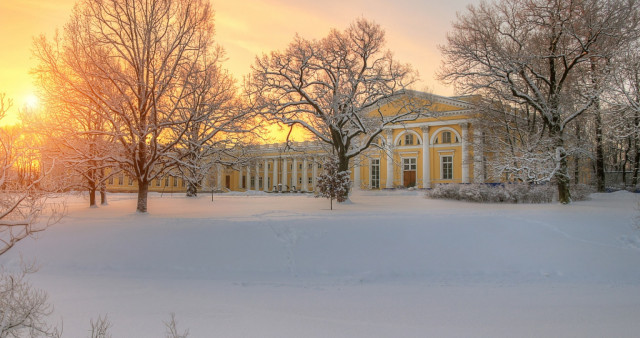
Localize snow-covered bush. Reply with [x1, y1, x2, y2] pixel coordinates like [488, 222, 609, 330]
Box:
[503, 184, 530, 203]
[570, 184, 595, 201]
[458, 184, 484, 202]
[426, 183, 588, 203]
[427, 183, 461, 200]
[526, 184, 555, 203]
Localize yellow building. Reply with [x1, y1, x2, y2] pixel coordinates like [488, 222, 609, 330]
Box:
[106, 91, 485, 193]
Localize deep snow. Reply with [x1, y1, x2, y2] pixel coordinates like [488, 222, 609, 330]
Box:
[2, 190, 640, 337]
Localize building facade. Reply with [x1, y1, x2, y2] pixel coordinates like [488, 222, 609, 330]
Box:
[106, 92, 485, 193]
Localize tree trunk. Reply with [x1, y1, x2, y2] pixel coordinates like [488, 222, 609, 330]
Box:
[591, 60, 606, 192]
[137, 179, 149, 213]
[99, 168, 108, 205]
[88, 176, 97, 207]
[186, 181, 198, 197]
[595, 110, 605, 192]
[100, 189, 107, 205]
[89, 187, 97, 207]
[337, 152, 350, 200]
[574, 123, 581, 185]
[633, 111, 639, 188]
[552, 127, 571, 204]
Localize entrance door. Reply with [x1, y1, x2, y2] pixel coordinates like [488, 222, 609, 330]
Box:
[403, 170, 416, 187]
[225, 175, 231, 189]
[402, 158, 417, 187]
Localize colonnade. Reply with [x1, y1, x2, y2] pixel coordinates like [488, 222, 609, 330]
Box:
[217, 156, 325, 192]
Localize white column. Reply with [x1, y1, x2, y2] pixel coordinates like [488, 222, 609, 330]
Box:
[292, 158, 298, 190]
[312, 157, 318, 191]
[282, 157, 288, 191]
[247, 165, 253, 191]
[473, 127, 484, 183]
[385, 129, 394, 188]
[255, 163, 260, 190]
[353, 156, 361, 190]
[263, 159, 269, 191]
[272, 159, 278, 191]
[422, 126, 431, 189]
[461, 123, 470, 184]
[302, 158, 308, 191]
[216, 165, 223, 191]
[237, 166, 243, 190]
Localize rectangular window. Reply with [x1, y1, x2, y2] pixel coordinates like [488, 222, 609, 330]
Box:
[441, 156, 453, 180]
[128, 177, 133, 186]
[405, 134, 414, 145]
[108, 176, 114, 185]
[156, 179, 161, 187]
[403, 158, 417, 170]
[259, 177, 263, 189]
[371, 159, 380, 189]
[251, 177, 255, 189]
[442, 131, 452, 144]
[165, 177, 170, 187]
[308, 177, 312, 184]
[299, 164, 303, 170]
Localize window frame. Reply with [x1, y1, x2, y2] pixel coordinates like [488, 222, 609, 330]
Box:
[370, 158, 380, 189]
[441, 155, 453, 180]
[442, 131, 452, 144]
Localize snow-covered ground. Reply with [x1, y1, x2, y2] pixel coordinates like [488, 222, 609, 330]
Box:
[2, 190, 640, 337]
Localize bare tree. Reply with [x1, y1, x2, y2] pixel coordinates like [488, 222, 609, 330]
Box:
[440, 0, 638, 203]
[164, 313, 189, 338]
[33, 0, 216, 212]
[247, 18, 428, 197]
[32, 63, 118, 207]
[89, 315, 112, 338]
[0, 261, 61, 338]
[608, 40, 640, 188]
[170, 46, 253, 197]
[0, 95, 63, 256]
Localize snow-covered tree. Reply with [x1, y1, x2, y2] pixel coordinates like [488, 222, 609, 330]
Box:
[170, 46, 254, 197]
[608, 40, 640, 188]
[33, 0, 216, 213]
[0, 95, 64, 256]
[315, 157, 351, 210]
[439, 0, 638, 203]
[0, 262, 61, 338]
[247, 18, 430, 198]
[23, 91, 117, 207]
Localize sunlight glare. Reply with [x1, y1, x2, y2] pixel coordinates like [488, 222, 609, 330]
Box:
[24, 93, 39, 110]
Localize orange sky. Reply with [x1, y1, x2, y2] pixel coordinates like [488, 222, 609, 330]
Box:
[0, 0, 478, 126]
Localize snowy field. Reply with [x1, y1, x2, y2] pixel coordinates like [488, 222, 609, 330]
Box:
[3, 190, 640, 337]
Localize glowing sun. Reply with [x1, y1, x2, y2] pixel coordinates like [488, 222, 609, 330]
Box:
[24, 93, 39, 110]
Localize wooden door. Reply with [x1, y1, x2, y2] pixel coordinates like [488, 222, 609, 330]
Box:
[404, 171, 416, 187]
